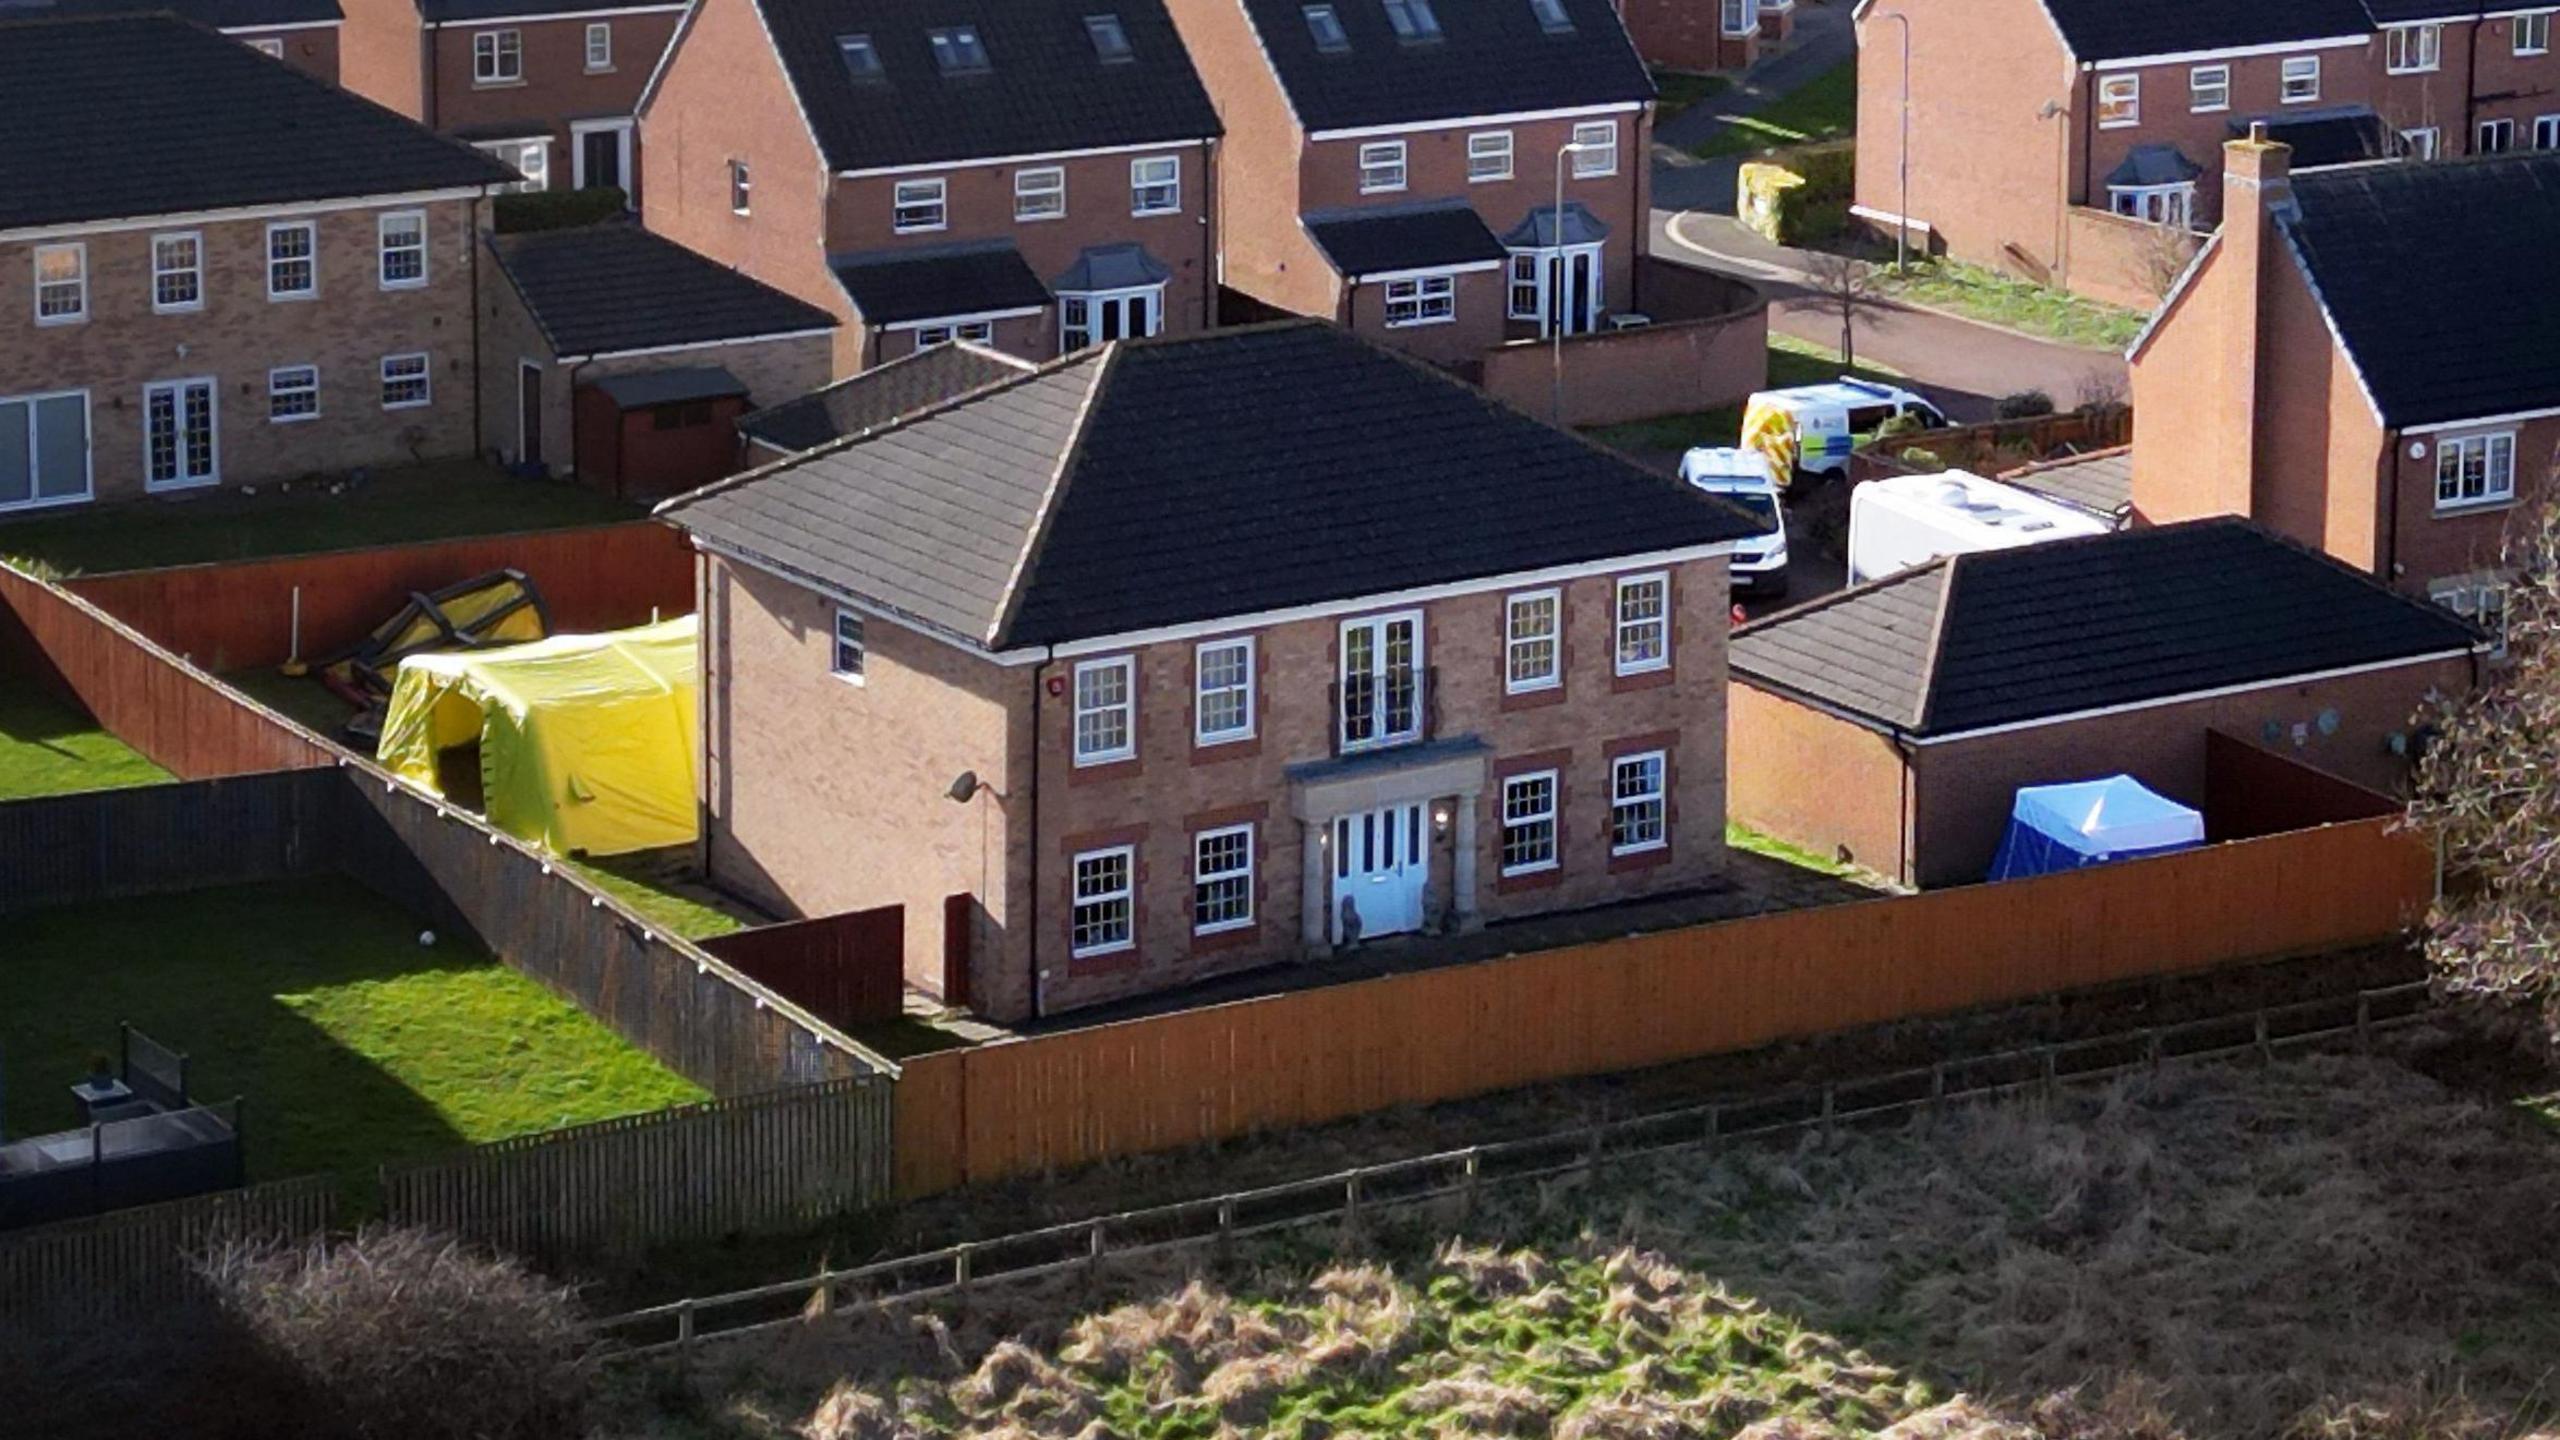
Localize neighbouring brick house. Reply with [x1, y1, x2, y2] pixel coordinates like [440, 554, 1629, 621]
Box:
[476, 223, 837, 498]
[1621, 0, 1793, 77]
[639, 0, 1222, 374]
[658, 322, 1760, 1021]
[1851, 0, 2559, 306]
[1728, 519, 2484, 887]
[338, 0, 683, 199]
[41, 0, 347, 82]
[735, 340, 1033, 465]
[2129, 140, 2560, 630]
[0, 15, 512, 516]
[1164, 0, 1655, 367]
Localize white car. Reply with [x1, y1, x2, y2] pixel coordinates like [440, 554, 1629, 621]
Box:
[1679, 446, 1789, 597]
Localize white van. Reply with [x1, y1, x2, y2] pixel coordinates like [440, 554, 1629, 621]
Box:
[1846, 470, 2110, 585]
[1741, 378, 1947, 483]
[1678, 446, 1789, 597]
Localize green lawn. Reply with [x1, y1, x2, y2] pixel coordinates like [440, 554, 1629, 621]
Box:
[1583, 336, 1905, 455]
[1649, 67, 1733, 125]
[1727, 822, 1872, 881]
[1875, 258, 2150, 349]
[0, 687, 171, 800]
[0, 460, 643, 577]
[570, 854, 756, 943]
[0, 878, 705, 1183]
[1692, 57, 1857, 158]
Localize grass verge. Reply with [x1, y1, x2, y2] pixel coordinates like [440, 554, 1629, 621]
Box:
[0, 877, 705, 1182]
[1582, 335, 1905, 456]
[0, 460, 642, 577]
[1725, 821, 1876, 882]
[0, 686, 172, 799]
[1873, 257, 2150, 350]
[1691, 56, 1856, 159]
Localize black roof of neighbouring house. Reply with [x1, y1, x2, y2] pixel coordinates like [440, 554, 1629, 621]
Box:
[2037, 0, 2373, 62]
[492, 225, 838, 360]
[590, 367, 749, 409]
[0, 0, 340, 29]
[418, 0, 675, 21]
[830, 242, 1056, 326]
[1730, 519, 2479, 739]
[2282, 152, 2560, 429]
[1240, 0, 1651, 132]
[2234, 106, 2399, 169]
[736, 341, 1034, 452]
[0, 13, 513, 230]
[662, 322, 1764, 649]
[753, 0, 1219, 173]
[1304, 201, 1507, 277]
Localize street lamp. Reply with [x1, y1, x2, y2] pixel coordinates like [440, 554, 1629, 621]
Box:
[1881, 9, 1911, 272]
[1551, 138, 1601, 425]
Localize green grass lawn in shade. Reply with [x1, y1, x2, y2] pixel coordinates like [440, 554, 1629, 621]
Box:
[0, 686, 172, 799]
[1691, 57, 1856, 158]
[0, 460, 642, 577]
[1649, 66, 1733, 125]
[0, 877, 705, 1184]
[1874, 257, 2151, 349]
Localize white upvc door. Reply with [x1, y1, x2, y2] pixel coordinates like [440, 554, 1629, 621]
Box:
[0, 391, 93, 513]
[1508, 243, 1605, 337]
[142, 378, 217, 491]
[1333, 801, 1428, 944]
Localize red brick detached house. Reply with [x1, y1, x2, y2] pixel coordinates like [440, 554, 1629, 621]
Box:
[337, 0, 682, 198]
[658, 322, 1760, 1021]
[2130, 140, 2560, 633]
[0, 15, 512, 516]
[1851, 0, 2560, 306]
[47, 0, 349, 82]
[1164, 0, 1656, 367]
[1622, 0, 1793, 77]
[640, 0, 1222, 373]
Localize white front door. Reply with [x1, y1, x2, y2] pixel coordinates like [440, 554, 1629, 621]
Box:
[143, 378, 216, 491]
[1333, 802, 1427, 944]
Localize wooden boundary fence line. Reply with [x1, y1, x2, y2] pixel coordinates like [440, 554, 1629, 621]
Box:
[0, 1174, 338, 1327]
[603, 979, 2434, 1359]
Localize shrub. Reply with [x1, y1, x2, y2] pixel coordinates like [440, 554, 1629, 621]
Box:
[1995, 389, 2056, 420]
[493, 186, 629, 234]
[1736, 141, 1854, 248]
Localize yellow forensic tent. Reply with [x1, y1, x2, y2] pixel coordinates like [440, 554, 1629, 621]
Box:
[375, 615, 699, 857]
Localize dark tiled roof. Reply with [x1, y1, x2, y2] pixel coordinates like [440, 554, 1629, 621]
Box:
[736, 342, 1034, 452]
[0, 14, 513, 229]
[590, 367, 748, 408]
[421, 0, 676, 20]
[2233, 107, 2398, 168]
[0, 0, 340, 29]
[1304, 201, 1505, 277]
[2000, 448, 2133, 520]
[2038, 0, 2373, 61]
[2359, 0, 2478, 20]
[2283, 153, 2560, 428]
[831, 243, 1053, 325]
[1240, 0, 1651, 132]
[663, 322, 1764, 648]
[492, 225, 837, 360]
[2104, 144, 2202, 189]
[755, 0, 1218, 173]
[1731, 519, 2479, 738]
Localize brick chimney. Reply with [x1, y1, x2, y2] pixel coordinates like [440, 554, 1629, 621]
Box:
[2206, 125, 2294, 516]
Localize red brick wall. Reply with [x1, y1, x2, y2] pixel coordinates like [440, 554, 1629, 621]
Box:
[1726, 680, 1911, 881]
[427, 10, 681, 187]
[2060, 205, 2193, 310]
[338, 0, 426, 118]
[1163, 0, 1319, 315]
[2383, 416, 2560, 593]
[235, 23, 341, 84]
[2077, 47, 2378, 223]
[1342, 269, 1507, 367]
[1478, 301, 1767, 427]
[2376, 16, 2560, 153]
[1618, 0, 1756, 75]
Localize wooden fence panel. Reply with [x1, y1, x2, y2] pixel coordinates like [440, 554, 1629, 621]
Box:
[0, 1175, 337, 1327]
[701, 907, 906, 1031]
[899, 818, 2432, 1197]
[61, 522, 696, 674]
[0, 770, 336, 915]
[378, 1076, 893, 1269]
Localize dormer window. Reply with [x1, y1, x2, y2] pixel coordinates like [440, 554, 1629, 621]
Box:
[929, 26, 990, 74]
[1084, 13, 1132, 61]
[837, 33, 883, 80]
[1529, 0, 1573, 34]
[1381, 0, 1439, 42]
[1304, 4, 1348, 51]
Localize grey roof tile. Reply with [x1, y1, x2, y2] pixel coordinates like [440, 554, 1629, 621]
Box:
[737, 342, 1034, 452]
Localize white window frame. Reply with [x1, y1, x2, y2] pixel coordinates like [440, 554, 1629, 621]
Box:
[2108, 181, 2194, 228]
[2518, 10, 2552, 55]
[1339, 610, 1425, 751]
[2387, 22, 2441, 73]
[250, 37, 284, 56]
[831, 607, 865, 682]
[141, 377, 219, 493]
[1720, 0, 1755, 36]
[913, 320, 996, 349]
[1070, 845, 1136, 957]
[730, 159, 752, 214]
[2280, 55, 2321, 104]
[893, 177, 948, 233]
[1193, 636, 1255, 746]
[1504, 588, 1561, 694]
[1381, 273, 1455, 327]
[2188, 64, 2229, 113]
[1610, 750, 1667, 856]
[2097, 73, 2140, 128]
[266, 221, 317, 300]
[267, 365, 320, 423]
[2402, 126, 2441, 160]
[1500, 770, 1560, 875]
[472, 28, 522, 84]
[1359, 140, 1408, 193]
[1613, 571, 1669, 676]
[1131, 154, 1181, 215]
[1570, 120, 1617, 177]
[2431, 575, 2511, 657]
[2537, 114, 2560, 148]
[475, 138, 549, 193]
[584, 20, 612, 70]
[150, 232, 203, 315]
[32, 243, 85, 326]
[1467, 129, 1514, 182]
[1072, 655, 1137, 765]
[1191, 825, 1255, 934]
[377, 210, 428, 290]
[1015, 165, 1066, 221]
[380, 352, 431, 411]
[2479, 117, 2518, 152]
[2435, 432, 2517, 512]
[0, 389, 95, 514]
[1059, 284, 1163, 349]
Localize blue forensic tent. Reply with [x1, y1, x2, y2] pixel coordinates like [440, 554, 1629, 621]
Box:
[1987, 775, 2204, 881]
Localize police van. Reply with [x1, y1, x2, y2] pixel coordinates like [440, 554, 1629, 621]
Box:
[1740, 378, 1947, 484]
